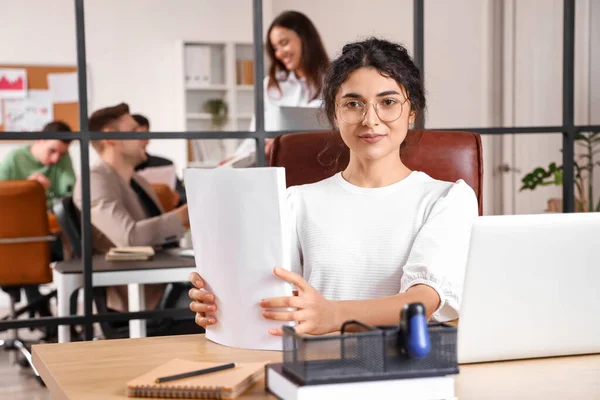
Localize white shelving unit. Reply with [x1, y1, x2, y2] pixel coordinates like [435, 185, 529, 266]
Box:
[181, 40, 255, 165]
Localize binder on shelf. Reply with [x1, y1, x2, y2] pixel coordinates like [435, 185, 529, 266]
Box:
[185, 45, 211, 86]
[236, 59, 254, 85]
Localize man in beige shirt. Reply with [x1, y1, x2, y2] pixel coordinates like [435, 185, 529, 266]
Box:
[73, 103, 189, 311]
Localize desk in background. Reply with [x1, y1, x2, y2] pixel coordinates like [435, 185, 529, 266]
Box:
[52, 251, 195, 342]
[32, 334, 600, 399]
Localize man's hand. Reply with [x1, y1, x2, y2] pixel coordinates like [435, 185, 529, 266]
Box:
[175, 204, 189, 226]
[27, 172, 50, 189]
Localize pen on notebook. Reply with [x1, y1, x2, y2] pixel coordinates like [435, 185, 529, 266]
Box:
[155, 362, 236, 384]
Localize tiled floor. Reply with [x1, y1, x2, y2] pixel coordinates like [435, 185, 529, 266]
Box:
[0, 330, 51, 400]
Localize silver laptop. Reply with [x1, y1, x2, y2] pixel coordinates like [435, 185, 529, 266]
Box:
[266, 106, 330, 131]
[457, 212, 600, 364]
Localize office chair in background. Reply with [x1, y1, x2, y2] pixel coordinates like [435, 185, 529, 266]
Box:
[270, 129, 484, 215]
[0, 180, 56, 384]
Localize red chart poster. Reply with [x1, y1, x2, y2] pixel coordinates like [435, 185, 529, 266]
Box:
[0, 68, 27, 99]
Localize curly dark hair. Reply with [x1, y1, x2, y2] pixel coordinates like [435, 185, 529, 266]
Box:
[323, 37, 426, 129]
[317, 38, 426, 171]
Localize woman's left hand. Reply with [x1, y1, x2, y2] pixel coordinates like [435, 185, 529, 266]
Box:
[260, 267, 340, 336]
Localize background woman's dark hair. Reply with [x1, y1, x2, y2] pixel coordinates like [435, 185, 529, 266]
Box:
[42, 120, 73, 144]
[323, 37, 426, 129]
[266, 11, 330, 101]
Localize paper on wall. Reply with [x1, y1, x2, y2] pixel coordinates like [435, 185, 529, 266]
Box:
[183, 167, 294, 351]
[0, 68, 27, 99]
[136, 164, 177, 190]
[4, 89, 53, 132]
[47, 72, 79, 103]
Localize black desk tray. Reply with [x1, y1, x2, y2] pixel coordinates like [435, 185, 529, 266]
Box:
[281, 322, 458, 386]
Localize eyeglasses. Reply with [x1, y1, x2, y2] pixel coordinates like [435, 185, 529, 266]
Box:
[336, 97, 409, 124]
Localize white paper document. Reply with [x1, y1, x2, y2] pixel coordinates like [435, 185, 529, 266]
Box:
[136, 164, 177, 189]
[4, 89, 53, 132]
[47, 72, 79, 103]
[183, 167, 293, 351]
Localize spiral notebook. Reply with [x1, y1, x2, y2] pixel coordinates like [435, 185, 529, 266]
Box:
[126, 359, 266, 399]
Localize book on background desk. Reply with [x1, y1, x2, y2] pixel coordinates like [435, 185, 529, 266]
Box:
[126, 359, 266, 399]
[105, 246, 155, 261]
[265, 363, 455, 400]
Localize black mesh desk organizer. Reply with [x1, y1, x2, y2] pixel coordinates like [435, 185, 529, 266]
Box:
[281, 321, 458, 385]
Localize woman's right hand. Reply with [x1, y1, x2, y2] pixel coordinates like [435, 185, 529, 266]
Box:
[188, 272, 218, 328]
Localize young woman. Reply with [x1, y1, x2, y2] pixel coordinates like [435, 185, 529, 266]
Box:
[235, 10, 330, 158]
[191, 38, 478, 335]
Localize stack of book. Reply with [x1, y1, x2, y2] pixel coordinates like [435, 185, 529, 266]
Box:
[266, 321, 459, 399]
[266, 363, 455, 399]
[105, 246, 155, 261]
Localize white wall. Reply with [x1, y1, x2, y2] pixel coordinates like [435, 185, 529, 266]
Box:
[0, 0, 260, 178]
[588, 0, 600, 207]
[271, 0, 413, 57]
[591, 0, 600, 126]
[424, 0, 498, 214]
[424, 0, 494, 129]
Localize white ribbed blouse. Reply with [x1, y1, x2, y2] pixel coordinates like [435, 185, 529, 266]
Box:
[287, 171, 478, 321]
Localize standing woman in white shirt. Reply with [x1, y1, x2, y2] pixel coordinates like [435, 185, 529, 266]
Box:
[190, 38, 478, 335]
[236, 10, 330, 158]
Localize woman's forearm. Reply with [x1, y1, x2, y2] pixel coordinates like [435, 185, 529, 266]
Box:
[332, 284, 441, 330]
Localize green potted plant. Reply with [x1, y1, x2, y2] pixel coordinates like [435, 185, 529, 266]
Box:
[519, 131, 600, 212]
[203, 99, 228, 130]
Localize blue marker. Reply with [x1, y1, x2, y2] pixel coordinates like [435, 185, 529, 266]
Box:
[400, 303, 431, 359]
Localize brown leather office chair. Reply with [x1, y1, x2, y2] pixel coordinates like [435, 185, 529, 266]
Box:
[270, 130, 483, 215]
[0, 180, 55, 383]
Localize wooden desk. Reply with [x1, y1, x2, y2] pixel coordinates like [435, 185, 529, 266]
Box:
[32, 334, 600, 399]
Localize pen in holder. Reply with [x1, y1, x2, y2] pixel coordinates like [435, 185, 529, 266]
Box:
[399, 302, 431, 359]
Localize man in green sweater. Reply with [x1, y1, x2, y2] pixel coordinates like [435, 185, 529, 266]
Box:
[0, 122, 75, 332]
[0, 136, 75, 208]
